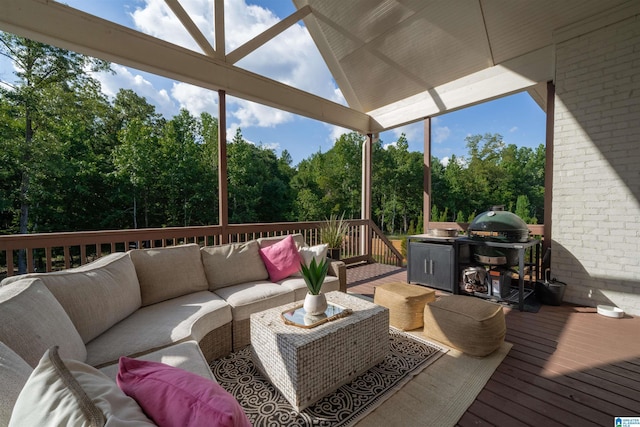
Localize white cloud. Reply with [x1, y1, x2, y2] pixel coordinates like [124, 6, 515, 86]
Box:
[229, 98, 294, 128]
[91, 64, 176, 117]
[434, 126, 451, 143]
[509, 126, 518, 133]
[326, 124, 352, 144]
[390, 122, 423, 142]
[171, 82, 217, 115]
[127, 0, 338, 130]
[440, 156, 450, 166]
[131, 0, 205, 52]
[261, 142, 281, 151]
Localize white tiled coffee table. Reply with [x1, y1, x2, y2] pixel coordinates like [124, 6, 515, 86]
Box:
[250, 291, 389, 411]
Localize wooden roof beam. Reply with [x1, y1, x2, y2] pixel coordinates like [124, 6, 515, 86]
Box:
[226, 5, 312, 64]
[0, 0, 377, 133]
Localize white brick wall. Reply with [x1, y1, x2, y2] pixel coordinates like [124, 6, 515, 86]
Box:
[553, 14, 640, 316]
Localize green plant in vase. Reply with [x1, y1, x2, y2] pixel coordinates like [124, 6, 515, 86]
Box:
[300, 257, 329, 315]
[320, 213, 348, 260]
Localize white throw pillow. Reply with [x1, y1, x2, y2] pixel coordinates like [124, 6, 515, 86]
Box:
[9, 346, 154, 427]
[299, 244, 329, 267]
[0, 342, 32, 427]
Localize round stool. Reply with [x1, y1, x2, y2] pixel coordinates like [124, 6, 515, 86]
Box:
[374, 282, 436, 330]
[423, 295, 505, 357]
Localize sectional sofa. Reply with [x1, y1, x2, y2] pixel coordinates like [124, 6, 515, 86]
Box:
[0, 233, 345, 425]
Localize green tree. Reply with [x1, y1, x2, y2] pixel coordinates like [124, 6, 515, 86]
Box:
[227, 129, 293, 223]
[111, 89, 165, 228]
[0, 33, 110, 271]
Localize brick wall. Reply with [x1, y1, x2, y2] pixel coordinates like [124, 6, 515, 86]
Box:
[553, 13, 640, 315]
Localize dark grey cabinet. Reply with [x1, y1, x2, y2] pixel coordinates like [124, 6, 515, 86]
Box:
[407, 239, 456, 293]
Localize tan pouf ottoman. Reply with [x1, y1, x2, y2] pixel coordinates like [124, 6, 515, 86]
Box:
[423, 295, 505, 357]
[374, 282, 436, 330]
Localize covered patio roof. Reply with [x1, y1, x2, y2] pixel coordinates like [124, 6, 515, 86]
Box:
[0, 0, 631, 134]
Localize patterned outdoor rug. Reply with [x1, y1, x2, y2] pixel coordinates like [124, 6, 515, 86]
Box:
[209, 328, 446, 426]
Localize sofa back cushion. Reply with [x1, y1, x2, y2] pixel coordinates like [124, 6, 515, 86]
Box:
[0, 341, 33, 427]
[130, 244, 209, 307]
[2, 252, 142, 343]
[201, 240, 269, 290]
[0, 278, 87, 367]
[257, 233, 306, 249]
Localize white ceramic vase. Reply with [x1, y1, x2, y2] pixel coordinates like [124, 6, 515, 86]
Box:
[303, 292, 328, 316]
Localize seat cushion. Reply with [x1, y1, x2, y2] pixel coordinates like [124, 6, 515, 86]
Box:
[0, 342, 33, 427]
[0, 278, 87, 367]
[423, 295, 505, 357]
[2, 252, 142, 343]
[85, 291, 232, 368]
[278, 275, 341, 300]
[213, 281, 294, 321]
[130, 244, 209, 306]
[201, 241, 269, 290]
[99, 341, 215, 383]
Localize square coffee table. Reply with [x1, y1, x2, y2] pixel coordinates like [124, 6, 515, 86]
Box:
[250, 291, 389, 411]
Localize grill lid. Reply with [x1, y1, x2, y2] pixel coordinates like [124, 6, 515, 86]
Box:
[468, 208, 529, 243]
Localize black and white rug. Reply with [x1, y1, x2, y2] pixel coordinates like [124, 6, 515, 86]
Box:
[209, 328, 446, 426]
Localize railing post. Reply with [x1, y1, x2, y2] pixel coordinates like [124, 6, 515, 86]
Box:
[361, 133, 373, 260]
[543, 81, 554, 272]
[424, 117, 431, 232]
[218, 89, 229, 244]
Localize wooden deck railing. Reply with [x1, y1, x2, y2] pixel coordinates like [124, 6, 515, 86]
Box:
[0, 220, 407, 278]
[0, 220, 543, 279]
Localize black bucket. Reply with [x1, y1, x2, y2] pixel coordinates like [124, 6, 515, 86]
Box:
[535, 280, 566, 306]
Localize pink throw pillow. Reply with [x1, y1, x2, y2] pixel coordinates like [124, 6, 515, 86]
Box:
[117, 357, 251, 427]
[259, 235, 302, 282]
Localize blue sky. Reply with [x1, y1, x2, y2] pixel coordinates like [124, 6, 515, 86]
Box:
[6, 0, 546, 165]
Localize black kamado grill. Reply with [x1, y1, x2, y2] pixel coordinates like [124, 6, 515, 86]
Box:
[467, 205, 530, 266]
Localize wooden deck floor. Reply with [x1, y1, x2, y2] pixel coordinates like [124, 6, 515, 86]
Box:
[347, 263, 640, 426]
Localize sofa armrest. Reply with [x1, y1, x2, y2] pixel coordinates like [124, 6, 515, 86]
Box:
[327, 259, 347, 293]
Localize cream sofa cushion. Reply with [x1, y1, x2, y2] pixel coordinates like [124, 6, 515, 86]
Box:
[0, 278, 87, 367]
[201, 241, 268, 290]
[85, 291, 232, 368]
[0, 342, 33, 427]
[257, 233, 306, 249]
[99, 340, 215, 383]
[2, 252, 142, 343]
[213, 281, 294, 321]
[130, 244, 209, 306]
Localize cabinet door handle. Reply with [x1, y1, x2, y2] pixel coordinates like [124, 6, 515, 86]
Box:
[429, 260, 434, 275]
[424, 259, 427, 273]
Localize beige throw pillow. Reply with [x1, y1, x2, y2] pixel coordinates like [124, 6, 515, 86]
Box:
[130, 244, 209, 306]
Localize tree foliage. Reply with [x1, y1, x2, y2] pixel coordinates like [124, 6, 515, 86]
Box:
[0, 35, 546, 237]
